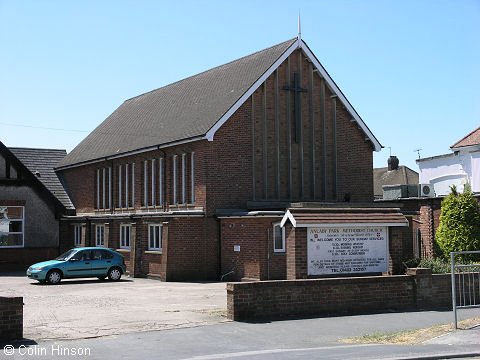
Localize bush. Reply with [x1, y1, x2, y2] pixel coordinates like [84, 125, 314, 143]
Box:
[404, 257, 451, 273]
[435, 184, 480, 259]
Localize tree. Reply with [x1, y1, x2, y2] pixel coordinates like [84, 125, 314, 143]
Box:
[435, 184, 480, 259]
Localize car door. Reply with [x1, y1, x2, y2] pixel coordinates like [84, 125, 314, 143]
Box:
[63, 250, 93, 278]
[90, 249, 113, 276]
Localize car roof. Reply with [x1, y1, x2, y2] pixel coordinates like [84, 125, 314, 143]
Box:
[73, 247, 117, 252]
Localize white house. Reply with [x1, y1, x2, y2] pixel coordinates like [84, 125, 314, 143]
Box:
[417, 127, 480, 196]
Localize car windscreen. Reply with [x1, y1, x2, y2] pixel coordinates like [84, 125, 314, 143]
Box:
[55, 249, 77, 261]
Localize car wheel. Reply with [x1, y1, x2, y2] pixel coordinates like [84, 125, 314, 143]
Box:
[97, 276, 106, 281]
[107, 267, 122, 281]
[46, 270, 62, 285]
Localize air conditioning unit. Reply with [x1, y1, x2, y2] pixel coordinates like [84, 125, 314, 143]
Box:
[419, 184, 435, 197]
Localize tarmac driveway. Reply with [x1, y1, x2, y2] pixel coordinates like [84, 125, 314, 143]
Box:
[0, 274, 227, 341]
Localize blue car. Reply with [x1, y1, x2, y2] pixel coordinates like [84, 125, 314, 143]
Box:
[27, 247, 126, 285]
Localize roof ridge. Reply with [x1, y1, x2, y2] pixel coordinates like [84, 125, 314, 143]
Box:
[9, 147, 66, 152]
[124, 38, 297, 104]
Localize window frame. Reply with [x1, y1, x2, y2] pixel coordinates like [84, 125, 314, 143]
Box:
[96, 167, 111, 210]
[181, 153, 186, 204]
[172, 155, 178, 204]
[0, 206, 25, 248]
[120, 224, 131, 249]
[159, 157, 164, 206]
[95, 224, 105, 247]
[273, 223, 286, 253]
[190, 152, 195, 204]
[73, 224, 82, 247]
[148, 224, 162, 251]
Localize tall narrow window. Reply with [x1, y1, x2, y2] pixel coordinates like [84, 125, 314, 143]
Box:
[181, 153, 186, 204]
[125, 164, 130, 208]
[118, 165, 122, 208]
[120, 224, 131, 249]
[159, 158, 164, 205]
[151, 159, 156, 206]
[131, 163, 135, 207]
[74, 225, 82, 247]
[190, 152, 195, 204]
[273, 223, 285, 252]
[148, 224, 162, 251]
[96, 169, 100, 209]
[102, 168, 106, 209]
[95, 224, 105, 247]
[144, 160, 148, 207]
[172, 155, 178, 204]
[108, 167, 112, 209]
[96, 167, 111, 210]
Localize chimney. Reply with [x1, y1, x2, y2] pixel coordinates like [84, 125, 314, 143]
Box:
[388, 156, 399, 171]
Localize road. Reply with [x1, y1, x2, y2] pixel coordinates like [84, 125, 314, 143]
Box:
[2, 309, 479, 359]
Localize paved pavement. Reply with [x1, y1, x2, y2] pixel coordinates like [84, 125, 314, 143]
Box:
[0, 273, 226, 340]
[1, 308, 479, 359]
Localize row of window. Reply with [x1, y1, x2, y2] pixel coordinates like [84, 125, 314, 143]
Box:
[73, 224, 163, 251]
[96, 153, 195, 210]
[73, 223, 284, 253]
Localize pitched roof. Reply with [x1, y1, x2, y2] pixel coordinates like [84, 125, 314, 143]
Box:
[281, 207, 408, 228]
[373, 166, 418, 197]
[9, 147, 74, 210]
[58, 39, 297, 168]
[451, 127, 480, 149]
[58, 37, 382, 169]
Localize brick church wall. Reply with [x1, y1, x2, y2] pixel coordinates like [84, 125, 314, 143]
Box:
[220, 217, 285, 281]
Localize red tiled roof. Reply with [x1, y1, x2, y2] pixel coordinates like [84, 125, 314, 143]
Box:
[451, 127, 480, 149]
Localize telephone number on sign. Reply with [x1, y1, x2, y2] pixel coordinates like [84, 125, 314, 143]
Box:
[330, 267, 367, 273]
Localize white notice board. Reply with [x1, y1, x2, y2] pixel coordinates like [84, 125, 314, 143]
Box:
[307, 226, 388, 275]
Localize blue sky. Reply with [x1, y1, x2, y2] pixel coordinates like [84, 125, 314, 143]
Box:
[1, 0, 479, 171]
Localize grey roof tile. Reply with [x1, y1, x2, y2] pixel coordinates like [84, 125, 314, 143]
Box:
[373, 166, 419, 197]
[58, 38, 297, 168]
[9, 147, 75, 209]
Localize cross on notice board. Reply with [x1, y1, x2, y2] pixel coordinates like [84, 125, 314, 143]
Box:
[283, 72, 307, 143]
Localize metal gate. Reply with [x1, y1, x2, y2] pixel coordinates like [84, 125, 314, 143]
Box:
[451, 250, 480, 329]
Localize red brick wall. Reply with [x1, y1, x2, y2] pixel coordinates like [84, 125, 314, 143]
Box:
[248, 49, 374, 203]
[286, 225, 308, 279]
[220, 217, 285, 281]
[166, 217, 218, 281]
[227, 270, 452, 321]
[389, 227, 406, 274]
[0, 297, 23, 340]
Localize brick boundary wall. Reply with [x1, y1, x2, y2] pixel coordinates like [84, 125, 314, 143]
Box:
[227, 269, 452, 321]
[0, 297, 23, 340]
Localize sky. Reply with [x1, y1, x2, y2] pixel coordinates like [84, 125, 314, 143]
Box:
[0, 0, 479, 172]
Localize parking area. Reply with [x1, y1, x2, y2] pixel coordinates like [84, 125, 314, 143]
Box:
[0, 274, 227, 341]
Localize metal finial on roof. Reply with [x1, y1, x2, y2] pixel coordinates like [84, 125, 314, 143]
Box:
[297, 11, 302, 42]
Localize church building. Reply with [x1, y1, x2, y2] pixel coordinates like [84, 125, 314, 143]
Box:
[56, 36, 408, 281]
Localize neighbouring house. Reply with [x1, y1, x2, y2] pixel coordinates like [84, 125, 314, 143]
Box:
[373, 156, 419, 200]
[56, 36, 409, 281]
[417, 127, 480, 196]
[376, 127, 480, 261]
[0, 142, 74, 270]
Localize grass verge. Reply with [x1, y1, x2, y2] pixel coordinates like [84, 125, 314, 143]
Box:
[340, 317, 480, 345]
